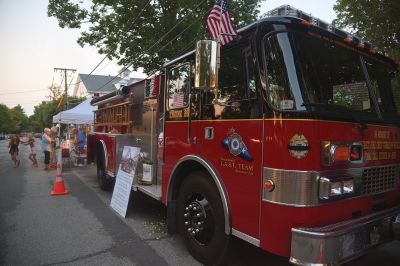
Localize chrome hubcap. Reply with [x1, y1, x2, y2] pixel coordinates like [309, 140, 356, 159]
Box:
[183, 193, 214, 244]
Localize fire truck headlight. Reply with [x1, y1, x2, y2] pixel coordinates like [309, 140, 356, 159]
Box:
[319, 177, 354, 200]
[329, 181, 343, 196]
[343, 179, 354, 194]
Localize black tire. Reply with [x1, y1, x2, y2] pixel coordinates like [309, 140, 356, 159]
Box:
[177, 171, 230, 265]
[97, 151, 112, 191]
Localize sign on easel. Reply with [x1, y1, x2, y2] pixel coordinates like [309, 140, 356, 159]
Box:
[110, 146, 141, 217]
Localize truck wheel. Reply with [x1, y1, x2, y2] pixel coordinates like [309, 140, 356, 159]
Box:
[177, 172, 230, 265]
[97, 152, 112, 191]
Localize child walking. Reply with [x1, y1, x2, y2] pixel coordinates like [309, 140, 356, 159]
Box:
[21, 133, 38, 167]
[8, 135, 20, 167]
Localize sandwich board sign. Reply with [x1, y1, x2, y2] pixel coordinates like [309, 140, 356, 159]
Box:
[110, 146, 140, 217]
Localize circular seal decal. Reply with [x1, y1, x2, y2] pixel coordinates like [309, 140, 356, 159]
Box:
[228, 133, 243, 156]
[288, 134, 309, 159]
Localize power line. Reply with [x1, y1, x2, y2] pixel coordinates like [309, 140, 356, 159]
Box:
[67, 71, 76, 92]
[50, 70, 55, 90]
[69, 56, 107, 86]
[94, 0, 208, 92]
[154, 12, 205, 55]
[54, 68, 77, 109]
[70, 0, 153, 87]
[0, 100, 45, 104]
[97, 58, 113, 74]
[147, 28, 205, 77]
[0, 89, 48, 95]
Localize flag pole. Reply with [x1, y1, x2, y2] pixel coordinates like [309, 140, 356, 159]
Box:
[215, 0, 223, 96]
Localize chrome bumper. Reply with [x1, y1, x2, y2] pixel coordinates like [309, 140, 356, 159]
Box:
[290, 206, 400, 266]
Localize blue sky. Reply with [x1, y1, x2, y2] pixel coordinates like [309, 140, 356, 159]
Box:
[0, 0, 336, 115]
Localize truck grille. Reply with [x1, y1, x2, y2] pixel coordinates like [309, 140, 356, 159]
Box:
[363, 165, 400, 195]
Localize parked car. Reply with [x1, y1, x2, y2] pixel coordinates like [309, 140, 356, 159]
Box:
[34, 133, 42, 138]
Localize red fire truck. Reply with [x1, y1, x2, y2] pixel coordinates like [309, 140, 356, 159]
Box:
[88, 5, 400, 265]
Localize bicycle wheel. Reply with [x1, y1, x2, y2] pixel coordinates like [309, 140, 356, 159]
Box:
[69, 149, 78, 167]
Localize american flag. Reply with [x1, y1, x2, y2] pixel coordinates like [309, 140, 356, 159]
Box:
[145, 75, 160, 98]
[206, 0, 237, 45]
[172, 91, 185, 108]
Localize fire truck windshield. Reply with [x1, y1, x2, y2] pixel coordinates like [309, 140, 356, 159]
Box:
[263, 30, 400, 122]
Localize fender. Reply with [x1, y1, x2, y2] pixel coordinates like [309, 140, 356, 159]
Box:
[98, 139, 108, 168]
[167, 155, 231, 235]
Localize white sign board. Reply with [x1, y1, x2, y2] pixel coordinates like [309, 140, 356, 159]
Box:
[110, 146, 140, 218]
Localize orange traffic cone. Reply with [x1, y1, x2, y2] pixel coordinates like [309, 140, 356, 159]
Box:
[51, 163, 69, 196]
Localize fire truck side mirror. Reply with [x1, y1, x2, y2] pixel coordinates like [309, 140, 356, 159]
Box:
[195, 40, 218, 91]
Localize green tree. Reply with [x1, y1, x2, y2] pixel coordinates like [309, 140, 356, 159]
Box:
[47, 0, 262, 73]
[0, 104, 12, 133]
[8, 105, 30, 133]
[29, 100, 58, 132]
[29, 96, 85, 132]
[334, 0, 400, 59]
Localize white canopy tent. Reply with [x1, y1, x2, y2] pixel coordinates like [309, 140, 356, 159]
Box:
[52, 97, 97, 125]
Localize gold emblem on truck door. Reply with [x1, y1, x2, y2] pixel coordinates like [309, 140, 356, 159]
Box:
[288, 134, 310, 159]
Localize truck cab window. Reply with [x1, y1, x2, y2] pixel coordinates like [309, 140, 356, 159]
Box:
[264, 34, 298, 110]
[364, 58, 400, 118]
[245, 46, 257, 99]
[167, 64, 190, 110]
[263, 31, 380, 121]
[202, 42, 260, 119]
[218, 45, 247, 103]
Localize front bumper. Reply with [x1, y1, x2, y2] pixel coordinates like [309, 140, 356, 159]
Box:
[290, 206, 400, 266]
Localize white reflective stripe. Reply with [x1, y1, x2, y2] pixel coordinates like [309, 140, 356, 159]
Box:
[55, 174, 64, 181]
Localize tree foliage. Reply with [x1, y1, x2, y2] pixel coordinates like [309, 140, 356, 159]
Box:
[29, 96, 85, 132]
[334, 0, 400, 59]
[29, 100, 59, 133]
[48, 0, 262, 73]
[0, 104, 29, 133]
[0, 104, 12, 133]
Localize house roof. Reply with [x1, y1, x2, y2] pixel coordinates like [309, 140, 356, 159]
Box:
[78, 74, 142, 93]
[78, 74, 121, 93]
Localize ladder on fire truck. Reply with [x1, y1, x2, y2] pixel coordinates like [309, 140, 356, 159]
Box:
[93, 102, 133, 131]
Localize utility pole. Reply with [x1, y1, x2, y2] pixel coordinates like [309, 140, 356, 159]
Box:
[54, 67, 76, 110]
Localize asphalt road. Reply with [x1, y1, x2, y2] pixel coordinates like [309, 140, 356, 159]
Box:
[0, 138, 399, 266]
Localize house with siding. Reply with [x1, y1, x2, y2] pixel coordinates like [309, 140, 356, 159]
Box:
[73, 72, 142, 98]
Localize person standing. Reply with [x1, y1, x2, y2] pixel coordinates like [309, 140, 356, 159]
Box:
[21, 133, 38, 167]
[72, 127, 86, 166]
[50, 126, 59, 168]
[8, 135, 20, 167]
[41, 128, 54, 170]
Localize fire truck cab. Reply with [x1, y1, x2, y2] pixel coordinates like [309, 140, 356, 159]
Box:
[88, 5, 400, 265]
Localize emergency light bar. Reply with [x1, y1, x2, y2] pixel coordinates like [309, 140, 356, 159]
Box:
[261, 5, 378, 55]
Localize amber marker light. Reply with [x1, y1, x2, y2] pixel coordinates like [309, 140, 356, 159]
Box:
[343, 37, 353, 44]
[357, 43, 365, 49]
[301, 20, 312, 26]
[333, 146, 350, 161]
[264, 179, 275, 192]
